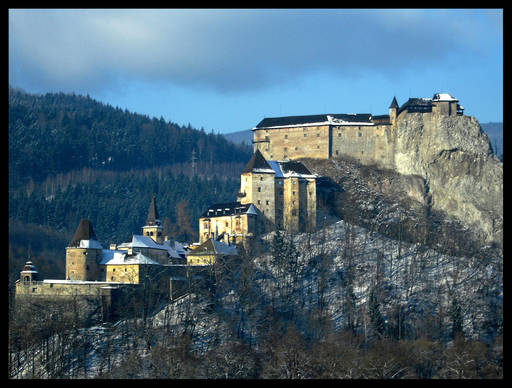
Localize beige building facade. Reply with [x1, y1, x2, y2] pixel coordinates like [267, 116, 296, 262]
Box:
[252, 94, 464, 169]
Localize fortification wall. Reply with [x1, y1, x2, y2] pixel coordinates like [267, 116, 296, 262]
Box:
[254, 124, 396, 169]
[254, 125, 331, 160]
[330, 124, 396, 169]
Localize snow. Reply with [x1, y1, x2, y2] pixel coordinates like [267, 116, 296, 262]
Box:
[433, 93, 458, 102]
[105, 251, 160, 266]
[78, 239, 103, 249]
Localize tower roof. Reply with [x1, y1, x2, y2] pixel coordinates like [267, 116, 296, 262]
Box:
[242, 149, 274, 174]
[389, 96, 399, 109]
[146, 196, 160, 226]
[68, 219, 101, 248]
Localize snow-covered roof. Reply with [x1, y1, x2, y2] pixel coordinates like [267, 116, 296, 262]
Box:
[267, 160, 316, 179]
[118, 235, 181, 258]
[253, 113, 374, 130]
[432, 93, 458, 102]
[105, 251, 160, 265]
[99, 249, 126, 265]
[43, 279, 125, 285]
[190, 239, 238, 256]
[78, 239, 103, 249]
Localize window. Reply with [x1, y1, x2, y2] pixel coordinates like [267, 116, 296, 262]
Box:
[292, 191, 295, 196]
[258, 187, 261, 192]
[258, 200, 261, 204]
[336, 150, 339, 155]
[317, 145, 320, 149]
[225, 222, 229, 227]
[295, 147, 298, 150]
[317, 133, 320, 137]
[113, 268, 116, 272]
[285, 134, 288, 139]
[338, 133, 341, 137]
[304, 133, 307, 137]
[260, 176, 263, 181]
[266, 200, 269, 205]
[284, 147, 287, 151]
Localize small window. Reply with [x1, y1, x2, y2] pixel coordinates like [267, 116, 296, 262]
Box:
[304, 133, 307, 137]
[284, 147, 287, 151]
[338, 133, 341, 137]
[285, 135, 288, 139]
[266, 200, 269, 205]
[111, 276, 114, 281]
[113, 268, 116, 272]
[260, 176, 263, 181]
[317, 145, 320, 149]
[258, 187, 261, 192]
[295, 147, 298, 150]
[358, 132, 362, 137]
[125, 268, 127, 272]
[225, 222, 229, 227]
[292, 191, 296, 196]
[336, 150, 339, 155]
[317, 133, 320, 137]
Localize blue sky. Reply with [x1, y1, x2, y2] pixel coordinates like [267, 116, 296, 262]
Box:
[9, 9, 503, 134]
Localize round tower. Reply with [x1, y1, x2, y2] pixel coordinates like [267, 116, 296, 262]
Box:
[65, 219, 103, 281]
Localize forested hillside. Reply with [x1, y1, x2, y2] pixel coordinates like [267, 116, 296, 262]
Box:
[8, 87, 251, 283]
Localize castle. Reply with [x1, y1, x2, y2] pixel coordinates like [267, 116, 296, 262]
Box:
[252, 93, 464, 169]
[15, 92, 467, 319]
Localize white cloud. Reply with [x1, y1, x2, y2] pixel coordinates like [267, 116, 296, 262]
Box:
[8, 9, 502, 95]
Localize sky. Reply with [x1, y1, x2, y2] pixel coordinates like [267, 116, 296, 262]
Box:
[9, 9, 503, 134]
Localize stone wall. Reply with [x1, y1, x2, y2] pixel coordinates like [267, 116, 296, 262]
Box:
[254, 125, 331, 161]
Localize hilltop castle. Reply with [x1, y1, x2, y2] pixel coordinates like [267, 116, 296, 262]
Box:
[252, 93, 464, 169]
[15, 92, 471, 320]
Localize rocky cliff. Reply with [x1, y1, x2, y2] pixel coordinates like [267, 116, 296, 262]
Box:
[394, 113, 503, 249]
[303, 113, 503, 255]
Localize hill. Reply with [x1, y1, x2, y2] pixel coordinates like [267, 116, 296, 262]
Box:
[9, 87, 252, 188]
[222, 128, 253, 145]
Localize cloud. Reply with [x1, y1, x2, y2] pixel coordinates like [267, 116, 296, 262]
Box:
[9, 9, 501, 95]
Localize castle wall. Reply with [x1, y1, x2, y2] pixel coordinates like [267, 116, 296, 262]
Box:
[253, 125, 331, 160]
[330, 124, 396, 169]
[254, 124, 397, 170]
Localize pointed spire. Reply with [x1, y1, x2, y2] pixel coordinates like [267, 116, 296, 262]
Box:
[242, 149, 273, 174]
[68, 219, 98, 247]
[389, 96, 399, 109]
[146, 196, 160, 226]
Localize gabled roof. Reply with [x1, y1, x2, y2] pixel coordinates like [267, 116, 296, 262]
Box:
[200, 202, 258, 218]
[189, 238, 238, 256]
[254, 113, 373, 129]
[117, 235, 181, 258]
[267, 160, 316, 179]
[68, 219, 103, 249]
[103, 251, 160, 265]
[242, 149, 274, 174]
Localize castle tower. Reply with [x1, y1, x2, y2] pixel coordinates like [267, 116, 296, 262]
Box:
[20, 260, 38, 284]
[66, 219, 103, 280]
[142, 196, 163, 244]
[389, 96, 399, 126]
[239, 150, 276, 226]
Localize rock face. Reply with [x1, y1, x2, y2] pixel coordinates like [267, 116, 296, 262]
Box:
[394, 113, 503, 248]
